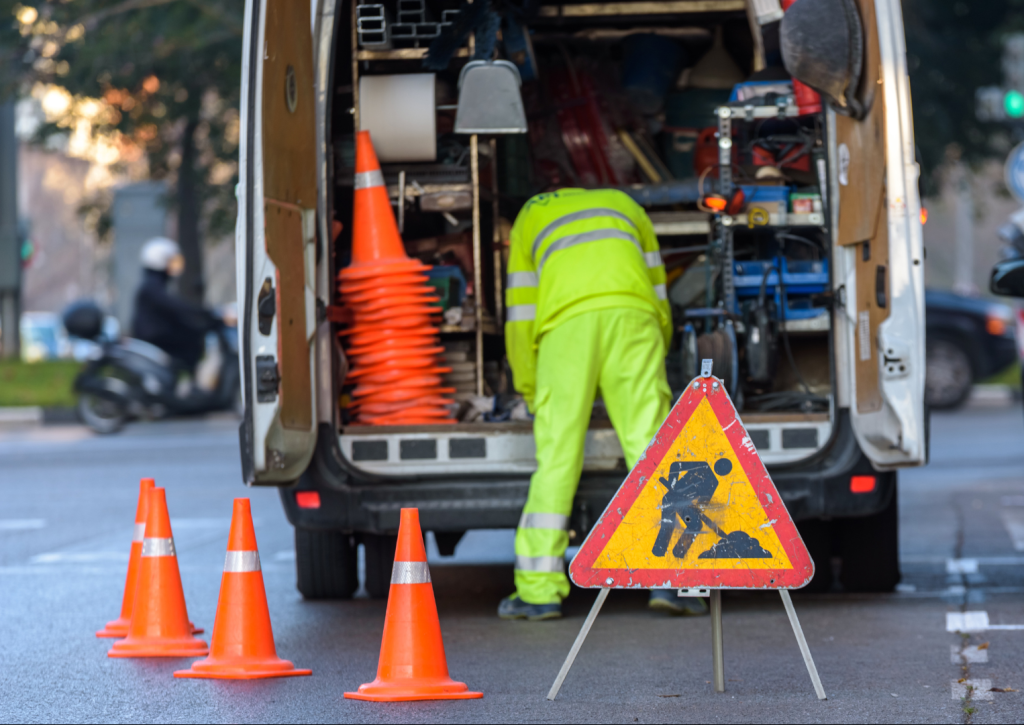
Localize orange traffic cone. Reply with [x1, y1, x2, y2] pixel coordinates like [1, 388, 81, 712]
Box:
[96, 478, 154, 638]
[108, 488, 208, 658]
[345, 508, 482, 701]
[175, 499, 311, 680]
[97, 479, 202, 639]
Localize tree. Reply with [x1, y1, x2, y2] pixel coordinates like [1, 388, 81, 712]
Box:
[903, 0, 1020, 190]
[1, 1, 244, 304]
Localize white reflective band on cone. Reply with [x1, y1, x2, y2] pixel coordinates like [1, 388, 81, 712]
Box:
[519, 512, 568, 530]
[133, 523, 146, 542]
[515, 555, 564, 573]
[224, 550, 261, 573]
[141, 538, 175, 557]
[391, 561, 432, 584]
[354, 169, 385, 189]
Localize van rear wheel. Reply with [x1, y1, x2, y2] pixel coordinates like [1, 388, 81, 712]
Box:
[837, 485, 900, 593]
[295, 528, 358, 599]
[362, 532, 398, 599]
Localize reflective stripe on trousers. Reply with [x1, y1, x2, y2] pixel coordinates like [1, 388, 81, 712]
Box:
[514, 555, 564, 573]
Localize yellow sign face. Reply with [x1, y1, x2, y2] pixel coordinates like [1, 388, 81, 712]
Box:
[593, 398, 793, 571]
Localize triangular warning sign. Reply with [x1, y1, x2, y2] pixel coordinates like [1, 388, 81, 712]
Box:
[570, 376, 814, 590]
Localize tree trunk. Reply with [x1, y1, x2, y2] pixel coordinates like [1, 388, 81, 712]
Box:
[177, 116, 204, 305]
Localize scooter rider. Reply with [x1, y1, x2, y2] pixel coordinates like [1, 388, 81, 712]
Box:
[131, 238, 215, 376]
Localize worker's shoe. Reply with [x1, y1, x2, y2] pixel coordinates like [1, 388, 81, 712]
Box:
[648, 589, 709, 616]
[498, 594, 562, 621]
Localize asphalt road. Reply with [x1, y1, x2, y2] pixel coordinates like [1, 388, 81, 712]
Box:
[1, 404, 1023, 723]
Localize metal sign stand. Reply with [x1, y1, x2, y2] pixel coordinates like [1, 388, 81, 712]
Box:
[547, 587, 826, 701]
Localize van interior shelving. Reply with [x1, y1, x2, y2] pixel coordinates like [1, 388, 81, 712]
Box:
[330, 0, 836, 475]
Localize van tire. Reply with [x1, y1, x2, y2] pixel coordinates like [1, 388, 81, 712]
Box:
[363, 532, 398, 599]
[295, 528, 358, 600]
[837, 485, 900, 593]
[795, 517, 835, 593]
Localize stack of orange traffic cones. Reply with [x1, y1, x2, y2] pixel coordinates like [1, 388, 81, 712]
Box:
[108, 488, 208, 658]
[337, 131, 455, 426]
[175, 499, 310, 680]
[345, 508, 482, 701]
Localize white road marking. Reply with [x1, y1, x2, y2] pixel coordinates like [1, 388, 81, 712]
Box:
[0, 519, 45, 531]
[1001, 510, 1024, 551]
[30, 552, 128, 564]
[951, 645, 989, 664]
[947, 558, 979, 574]
[947, 611, 990, 633]
[951, 679, 994, 701]
[947, 610, 1024, 632]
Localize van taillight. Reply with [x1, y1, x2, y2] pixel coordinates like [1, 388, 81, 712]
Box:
[850, 476, 876, 494]
[296, 491, 321, 509]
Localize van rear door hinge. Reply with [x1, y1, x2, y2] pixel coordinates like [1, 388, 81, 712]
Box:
[255, 355, 280, 402]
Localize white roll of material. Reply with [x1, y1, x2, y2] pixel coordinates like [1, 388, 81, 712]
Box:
[359, 74, 436, 162]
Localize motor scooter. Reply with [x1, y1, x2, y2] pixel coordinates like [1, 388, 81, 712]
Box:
[64, 301, 241, 434]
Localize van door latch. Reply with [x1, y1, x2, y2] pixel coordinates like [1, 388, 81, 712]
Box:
[255, 355, 280, 401]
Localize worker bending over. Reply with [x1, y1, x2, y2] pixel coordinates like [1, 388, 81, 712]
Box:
[499, 188, 706, 620]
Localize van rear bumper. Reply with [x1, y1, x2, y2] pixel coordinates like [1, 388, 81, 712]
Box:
[281, 410, 894, 535]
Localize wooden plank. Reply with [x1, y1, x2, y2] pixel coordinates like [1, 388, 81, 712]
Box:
[355, 47, 470, 61]
[834, 0, 885, 246]
[538, 1, 746, 17]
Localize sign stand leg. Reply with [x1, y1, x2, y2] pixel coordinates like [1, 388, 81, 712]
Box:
[710, 589, 725, 692]
[779, 590, 827, 700]
[547, 588, 609, 701]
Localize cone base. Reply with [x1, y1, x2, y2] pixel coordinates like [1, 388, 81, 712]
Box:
[344, 677, 483, 702]
[96, 616, 130, 638]
[108, 636, 209, 658]
[98, 620, 203, 638]
[175, 656, 311, 680]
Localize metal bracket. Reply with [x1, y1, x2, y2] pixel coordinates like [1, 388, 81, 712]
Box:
[677, 587, 710, 597]
[701, 359, 713, 378]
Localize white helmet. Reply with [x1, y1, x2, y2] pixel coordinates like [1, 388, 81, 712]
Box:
[140, 237, 181, 272]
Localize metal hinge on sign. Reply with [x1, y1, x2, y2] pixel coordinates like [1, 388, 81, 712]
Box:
[255, 355, 280, 402]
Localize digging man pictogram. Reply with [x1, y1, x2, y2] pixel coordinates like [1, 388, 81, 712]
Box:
[652, 458, 772, 560]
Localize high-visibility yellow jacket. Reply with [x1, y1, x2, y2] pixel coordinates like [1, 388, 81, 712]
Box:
[504, 188, 672, 410]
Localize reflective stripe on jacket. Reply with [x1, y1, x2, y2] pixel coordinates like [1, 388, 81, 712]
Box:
[504, 188, 671, 409]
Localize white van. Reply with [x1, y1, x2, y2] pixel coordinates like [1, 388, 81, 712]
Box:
[235, 0, 926, 598]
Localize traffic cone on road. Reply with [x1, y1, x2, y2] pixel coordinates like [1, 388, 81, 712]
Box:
[96, 478, 154, 638]
[97, 479, 202, 638]
[175, 499, 311, 680]
[108, 488, 208, 658]
[344, 508, 482, 701]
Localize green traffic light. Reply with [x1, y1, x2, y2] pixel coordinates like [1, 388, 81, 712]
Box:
[1006, 90, 1024, 118]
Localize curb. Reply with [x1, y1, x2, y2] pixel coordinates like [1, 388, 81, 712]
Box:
[0, 406, 77, 429]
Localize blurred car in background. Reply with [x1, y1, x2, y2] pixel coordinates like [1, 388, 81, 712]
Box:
[925, 290, 1019, 409]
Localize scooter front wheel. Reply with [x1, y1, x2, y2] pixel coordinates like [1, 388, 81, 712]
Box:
[77, 393, 128, 434]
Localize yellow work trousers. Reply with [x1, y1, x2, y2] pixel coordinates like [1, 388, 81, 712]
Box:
[514, 307, 672, 604]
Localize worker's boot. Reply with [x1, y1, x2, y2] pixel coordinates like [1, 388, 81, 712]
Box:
[648, 589, 708, 616]
[497, 594, 562, 621]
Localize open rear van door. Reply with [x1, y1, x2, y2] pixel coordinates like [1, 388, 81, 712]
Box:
[237, 0, 319, 483]
[829, 0, 927, 467]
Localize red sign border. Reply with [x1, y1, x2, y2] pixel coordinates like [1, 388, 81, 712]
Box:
[569, 376, 815, 589]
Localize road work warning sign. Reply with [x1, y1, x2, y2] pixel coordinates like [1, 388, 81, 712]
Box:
[570, 375, 814, 590]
